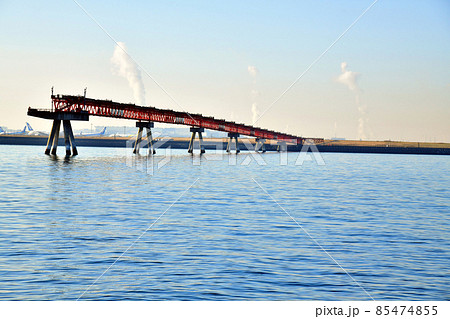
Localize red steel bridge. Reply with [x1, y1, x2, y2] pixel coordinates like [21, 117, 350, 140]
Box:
[28, 94, 323, 156]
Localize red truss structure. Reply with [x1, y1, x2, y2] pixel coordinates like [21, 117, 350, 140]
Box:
[51, 95, 323, 144]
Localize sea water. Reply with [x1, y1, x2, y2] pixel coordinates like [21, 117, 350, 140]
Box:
[0, 145, 448, 300]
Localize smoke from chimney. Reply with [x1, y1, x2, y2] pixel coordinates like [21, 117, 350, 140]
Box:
[111, 42, 146, 105]
[248, 65, 260, 125]
[251, 103, 260, 124]
[337, 62, 360, 91]
[248, 65, 259, 77]
[336, 62, 369, 140]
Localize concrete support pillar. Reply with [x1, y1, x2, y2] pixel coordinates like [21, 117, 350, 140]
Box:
[63, 120, 72, 156]
[188, 131, 195, 154]
[277, 141, 287, 152]
[31, 108, 88, 156]
[255, 138, 266, 153]
[66, 121, 78, 156]
[45, 119, 60, 155]
[134, 121, 155, 155]
[133, 127, 143, 154]
[45, 119, 78, 156]
[226, 133, 240, 154]
[198, 130, 205, 154]
[50, 120, 61, 155]
[145, 127, 156, 155]
[62, 120, 78, 156]
[188, 127, 205, 154]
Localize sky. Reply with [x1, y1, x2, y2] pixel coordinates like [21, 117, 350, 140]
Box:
[1, 0, 449, 142]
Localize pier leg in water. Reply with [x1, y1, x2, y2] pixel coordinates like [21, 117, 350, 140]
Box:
[66, 121, 78, 156]
[45, 119, 60, 155]
[145, 127, 156, 155]
[50, 120, 61, 155]
[188, 131, 196, 154]
[227, 133, 240, 154]
[29, 107, 89, 156]
[277, 141, 287, 152]
[134, 121, 155, 155]
[133, 126, 143, 154]
[63, 120, 72, 156]
[144, 122, 156, 155]
[198, 130, 205, 154]
[188, 127, 205, 154]
[255, 138, 266, 153]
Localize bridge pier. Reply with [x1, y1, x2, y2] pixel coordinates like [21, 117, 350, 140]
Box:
[45, 119, 60, 155]
[188, 127, 205, 154]
[28, 108, 89, 156]
[133, 121, 155, 155]
[226, 133, 240, 153]
[255, 138, 266, 153]
[63, 120, 77, 156]
[277, 141, 287, 152]
[45, 119, 79, 156]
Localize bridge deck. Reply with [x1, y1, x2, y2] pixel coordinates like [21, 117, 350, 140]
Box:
[39, 95, 323, 144]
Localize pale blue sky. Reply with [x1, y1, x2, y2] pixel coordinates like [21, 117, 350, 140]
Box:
[1, 0, 449, 141]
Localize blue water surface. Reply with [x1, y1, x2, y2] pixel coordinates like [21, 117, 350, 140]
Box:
[0, 145, 448, 300]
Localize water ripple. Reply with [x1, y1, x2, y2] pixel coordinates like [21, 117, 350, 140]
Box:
[0, 146, 448, 300]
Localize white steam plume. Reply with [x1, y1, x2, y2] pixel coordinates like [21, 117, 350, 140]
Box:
[336, 62, 368, 140]
[337, 62, 360, 91]
[111, 42, 146, 105]
[248, 65, 260, 125]
[251, 103, 260, 124]
[248, 65, 259, 77]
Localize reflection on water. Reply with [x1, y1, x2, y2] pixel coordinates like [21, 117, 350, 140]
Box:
[0, 145, 449, 300]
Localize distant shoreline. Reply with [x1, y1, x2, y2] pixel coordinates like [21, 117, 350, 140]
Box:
[0, 135, 449, 155]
